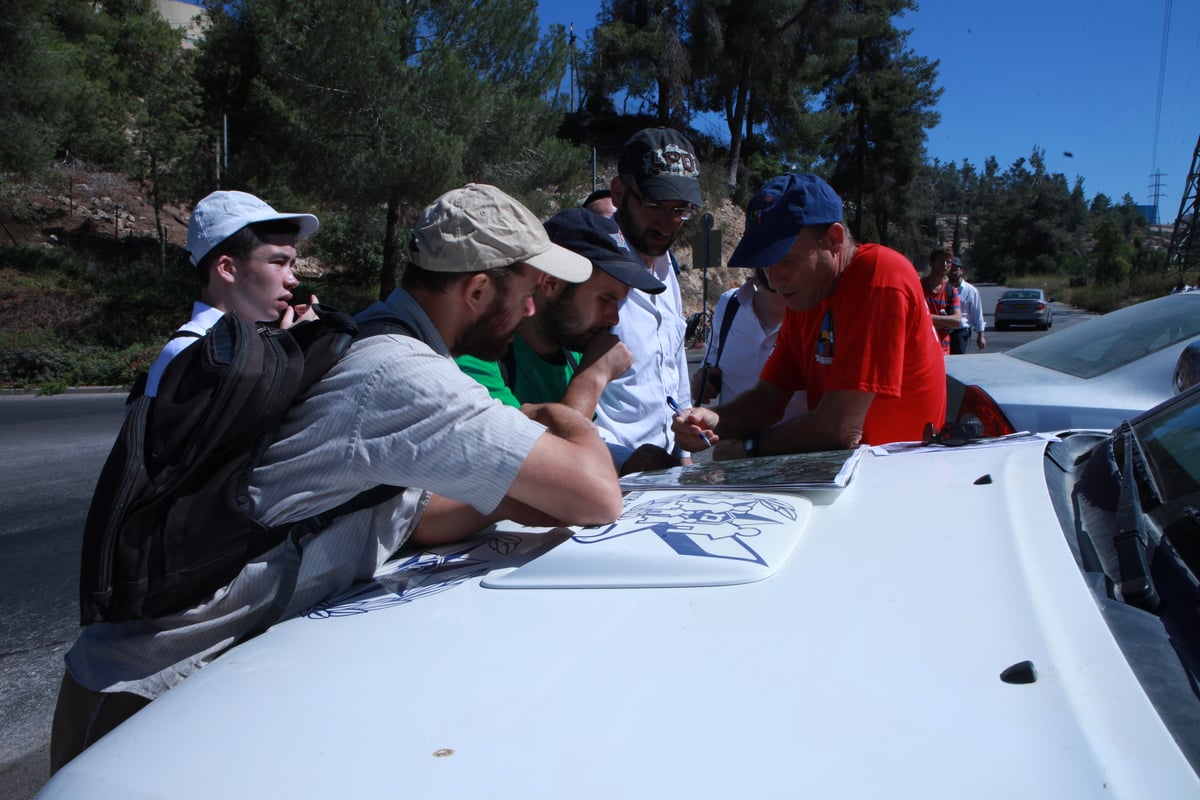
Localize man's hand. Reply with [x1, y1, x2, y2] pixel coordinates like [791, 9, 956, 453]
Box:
[712, 438, 750, 462]
[670, 405, 719, 452]
[976, 332, 987, 351]
[619, 443, 681, 476]
[520, 401, 596, 439]
[577, 331, 633, 383]
[280, 294, 319, 329]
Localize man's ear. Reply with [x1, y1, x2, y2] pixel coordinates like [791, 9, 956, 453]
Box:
[610, 176, 625, 209]
[824, 222, 846, 252]
[461, 272, 493, 314]
[212, 254, 238, 286]
[538, 272, 562, 298]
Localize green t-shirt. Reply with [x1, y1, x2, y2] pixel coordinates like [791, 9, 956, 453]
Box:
[456, 334, 580, 408]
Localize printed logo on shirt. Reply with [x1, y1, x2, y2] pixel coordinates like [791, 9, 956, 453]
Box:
[815, 310, 834, 365]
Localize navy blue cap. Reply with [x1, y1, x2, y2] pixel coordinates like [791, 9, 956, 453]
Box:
[729, 173, 844, 269]
[618, 128, 702, 207]
[544, 208, 665, 294]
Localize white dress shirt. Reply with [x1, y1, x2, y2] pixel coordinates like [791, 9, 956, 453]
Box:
[594, 252, 692, 458]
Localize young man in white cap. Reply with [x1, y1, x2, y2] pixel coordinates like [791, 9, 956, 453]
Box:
[143, 189, 321, 397]
[51, 184, 623, 771]
[596, 127, 703, 470]
[672, 173, 945, 459]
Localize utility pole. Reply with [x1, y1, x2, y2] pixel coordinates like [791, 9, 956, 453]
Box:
[569, 23, 577, 113]
[1167, 133, 1200, 277]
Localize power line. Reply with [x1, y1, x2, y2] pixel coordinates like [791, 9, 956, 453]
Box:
[1150, 0, 1173, 212]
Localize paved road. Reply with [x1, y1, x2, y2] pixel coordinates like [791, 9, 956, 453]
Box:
[0, 285, 1085, 799]
[0, 392, 128, 800]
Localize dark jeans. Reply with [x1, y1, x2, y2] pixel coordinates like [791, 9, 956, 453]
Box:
[49, 670, 151, 774]
[949, 328, 971, 355]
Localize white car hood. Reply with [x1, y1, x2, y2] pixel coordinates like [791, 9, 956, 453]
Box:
[40, 441, 1199, 799]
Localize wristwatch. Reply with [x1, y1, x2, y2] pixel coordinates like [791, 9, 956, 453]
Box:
[742, 434, 759, 459]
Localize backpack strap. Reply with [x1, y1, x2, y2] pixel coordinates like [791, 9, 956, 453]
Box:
[355, 317, 417, 339]
[243, 484, 404, 639]
[712, 293, 741, 367]
[241, 313, 419, 638]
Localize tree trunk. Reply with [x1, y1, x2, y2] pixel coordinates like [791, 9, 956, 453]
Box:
[724, 56, 752, 192]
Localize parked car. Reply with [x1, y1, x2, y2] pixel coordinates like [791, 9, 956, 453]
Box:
[993, 287, 1053, 330]
[37, 392, 1200, 798]
[947, 292, 1200, 436]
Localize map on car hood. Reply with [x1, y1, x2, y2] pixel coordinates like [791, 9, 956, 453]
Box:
[619, 446, 867, 491]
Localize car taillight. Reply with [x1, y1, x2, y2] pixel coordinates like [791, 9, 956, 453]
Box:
[956, 384, 1016, 437]
[1035, 302, 1045, 310]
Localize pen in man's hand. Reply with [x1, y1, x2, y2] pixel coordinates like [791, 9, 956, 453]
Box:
[666, 396, 711, 448]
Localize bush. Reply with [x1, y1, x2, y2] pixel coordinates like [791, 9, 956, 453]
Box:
[1068, 283, 1126, 314]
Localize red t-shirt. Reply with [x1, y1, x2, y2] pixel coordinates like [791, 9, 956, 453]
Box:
[923, 279, 961, 354]
[761, 244, 946, 445]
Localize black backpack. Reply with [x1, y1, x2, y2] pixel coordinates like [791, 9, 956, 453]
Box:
[79, 306, 405, 627]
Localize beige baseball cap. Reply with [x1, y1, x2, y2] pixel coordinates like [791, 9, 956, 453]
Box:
[411, 184, 591, 282]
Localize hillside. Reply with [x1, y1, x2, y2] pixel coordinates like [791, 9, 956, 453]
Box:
[1, 168, 753, 324]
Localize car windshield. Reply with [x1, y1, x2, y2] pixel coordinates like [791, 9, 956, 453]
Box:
[1049, 385, 1200, 773]
[1002, 290, 1041, 299]
[1006, 294, 1200, 378]
[1135, 388, 1200, 503]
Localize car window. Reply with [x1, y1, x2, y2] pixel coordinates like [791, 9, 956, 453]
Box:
[1007, 294, 1200, 378]
[1002, 290, 1041, 300]
[1136, 389, 1200, 501]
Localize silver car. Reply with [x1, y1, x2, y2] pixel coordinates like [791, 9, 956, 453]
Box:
[993, 288, 1053, 330]
[947, 292, 1200, 435]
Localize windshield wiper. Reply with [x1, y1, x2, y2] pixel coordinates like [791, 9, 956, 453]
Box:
[1114, 422, 1162, 611]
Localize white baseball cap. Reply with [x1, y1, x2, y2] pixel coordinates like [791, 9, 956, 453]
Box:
[186, 190, 319, 266]
[411, 183, 591, 283]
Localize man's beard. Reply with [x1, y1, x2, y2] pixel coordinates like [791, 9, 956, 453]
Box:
[541, 288, 604, 352]
[457, 293, 517, 361]
[615, 202, 675, 258]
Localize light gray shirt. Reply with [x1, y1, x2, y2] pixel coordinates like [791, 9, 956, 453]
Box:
[66, 289, 546, 698]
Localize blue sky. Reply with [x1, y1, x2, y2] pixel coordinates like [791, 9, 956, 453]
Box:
[538, 0, 1200, 222]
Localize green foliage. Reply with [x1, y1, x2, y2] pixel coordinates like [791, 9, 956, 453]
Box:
[199, 0, 580, 297]
[585, 0, 690, 125]
[1066, 282, 1128, 314]
[1091, 220, 1134, 286]
[0, 242, 193, 390]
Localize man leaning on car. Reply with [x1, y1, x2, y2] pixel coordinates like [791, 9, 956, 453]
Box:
[671, 173, 946, 459]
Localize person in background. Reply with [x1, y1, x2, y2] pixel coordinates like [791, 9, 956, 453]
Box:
[456, 207, 676, 473]
[948, 257, 986, 353]
[690, 269, 807, 421]
[581, 188, 617, 219]
[144, 190, 320, 397]
[921, 248, 961, 355]
[596, 127, 702, 468]
[672, 173, 946, 460]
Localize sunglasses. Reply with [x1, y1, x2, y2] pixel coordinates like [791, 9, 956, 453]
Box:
[625, 184, 698, 222]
